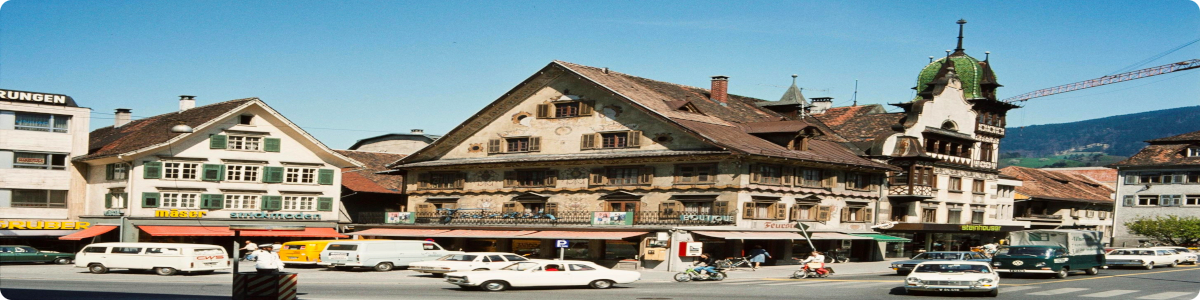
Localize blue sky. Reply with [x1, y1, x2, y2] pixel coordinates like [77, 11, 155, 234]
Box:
[1, 0, 1198, 149]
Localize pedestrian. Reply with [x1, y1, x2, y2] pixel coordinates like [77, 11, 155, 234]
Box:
[254, 245, 285, 275]
[747, 245, 771, 270]
[239, 240, 258, 261]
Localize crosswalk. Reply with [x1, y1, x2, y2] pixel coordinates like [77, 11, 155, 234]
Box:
[702, 279, 1198, 299]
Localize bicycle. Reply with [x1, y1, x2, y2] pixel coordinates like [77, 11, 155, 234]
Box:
[824, 250, 848, 263]
[716, 256, 754, 271]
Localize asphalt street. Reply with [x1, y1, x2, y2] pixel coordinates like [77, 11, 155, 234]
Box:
[1, 263, 1198, 300]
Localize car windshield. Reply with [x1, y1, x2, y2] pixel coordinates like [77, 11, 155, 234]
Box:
[439, 254, 478, 261]
[996, 247, 1053, 257]
[327, 244, 357, 251]
[500, 262, 540, 271]
[912, 253, 962, 260]
[1109, 250, 1153, 256]
[914, 264, 990, 273]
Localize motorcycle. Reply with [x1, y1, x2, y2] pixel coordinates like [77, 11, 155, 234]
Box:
[674, 267, 727, 282]
[790, 262, 834, 279]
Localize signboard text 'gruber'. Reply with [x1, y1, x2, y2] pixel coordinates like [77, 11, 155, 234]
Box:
[0, 89, 70, 105]
[0, 220, 90, 230]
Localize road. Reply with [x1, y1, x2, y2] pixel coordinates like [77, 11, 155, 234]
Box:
[1, 262, 1198, 299]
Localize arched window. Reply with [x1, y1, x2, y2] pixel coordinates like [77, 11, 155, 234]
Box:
[941, 120, 958, 131]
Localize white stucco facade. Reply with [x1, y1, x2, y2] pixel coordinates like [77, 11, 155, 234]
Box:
[0, 90, 91, 221]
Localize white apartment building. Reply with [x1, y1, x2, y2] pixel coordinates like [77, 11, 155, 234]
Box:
[0, 89, 91, 227]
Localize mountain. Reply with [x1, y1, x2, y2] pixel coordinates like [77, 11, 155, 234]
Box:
[1001, 106, 1200, 159]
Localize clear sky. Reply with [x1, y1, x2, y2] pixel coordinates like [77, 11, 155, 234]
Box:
[2, 0, 1198, 149]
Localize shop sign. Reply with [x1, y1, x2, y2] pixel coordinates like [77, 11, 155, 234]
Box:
[155, 209, 208, 218]
[103, 209, 125, 216]
[762, 222, 798, 229]
[679, 214, 735, 223]
[15, 157, 45, 164]
[229, 212, 323, 220]
[385, 212, 415, 224]
[0, 89, 73, 106]
[961, 225, 1002, 231]
[591, 212, 633, 225]
[0, 220, 90, 230]
[678, 242, 703, 257]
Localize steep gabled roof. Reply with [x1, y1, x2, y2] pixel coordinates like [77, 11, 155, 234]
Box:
[999, 166, 1113, 204]
[1110, 129, 1200, 168]
[1146, 130, 1200, 144]
[81, 98, 257, 161]
[335, 150, 407, 194]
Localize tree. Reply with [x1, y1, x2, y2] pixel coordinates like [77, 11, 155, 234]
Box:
[1124, 215, 1200, 246]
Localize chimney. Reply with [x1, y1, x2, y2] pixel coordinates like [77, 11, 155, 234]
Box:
[179, 95, 196, 111]
[114, 108, 132, 127]
[710, 76, 729, 105]
[809, 97, 834, 114]
[411, 129, 424, 134]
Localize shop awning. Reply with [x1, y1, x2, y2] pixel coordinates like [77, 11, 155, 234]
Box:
[58, 225, 118, 241]
[241, 228, 347, 238]
[435, 230, 536, 238]
[349, 228, 452, 237]
[519, 231, 648, 240]
[692, 231, 807, 240]
[807, 232, 873, 240]
[0, 230, 79, 237]
[850, 233, 911, 242]
[138, 226, 346, 238]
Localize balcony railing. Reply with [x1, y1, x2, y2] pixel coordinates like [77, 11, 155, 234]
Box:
[889, 185, 934, 197]
[976, 124, 1005, 136]
[357, 210, 738, 226]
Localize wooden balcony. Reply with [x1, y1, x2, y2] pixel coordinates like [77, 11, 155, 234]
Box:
[888, 185, 934, 199]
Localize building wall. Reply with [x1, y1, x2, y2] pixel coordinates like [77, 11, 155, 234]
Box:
[1112, 169, 1200, 246]
[0, 100, 91, 220]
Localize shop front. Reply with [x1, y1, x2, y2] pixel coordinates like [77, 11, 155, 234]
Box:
[79, 212, 346, 255]
[880, 223, 1025, 258]
[348, 227, 651, 267]
[0, 219, 99, 252]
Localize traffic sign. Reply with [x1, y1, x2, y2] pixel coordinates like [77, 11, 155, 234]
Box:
[555, 239, 569, 248]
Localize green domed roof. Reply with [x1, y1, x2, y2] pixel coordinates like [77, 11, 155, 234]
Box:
[913, 53, 995, 101]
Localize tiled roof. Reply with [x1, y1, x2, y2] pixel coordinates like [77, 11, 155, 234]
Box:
[1039, 167, 1118, 188]
[820, 110, 905, 143]
[1146, 130, 1200, 144]
[334, 150, 407, 194]
[814, 105, 884, 128]
[79, 98, 257, 161]
[999, 166, 1113, 204]
[397, 150, 730, 168]
[1109, 144, 1200, 168]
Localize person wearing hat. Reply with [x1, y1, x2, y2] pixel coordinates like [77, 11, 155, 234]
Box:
[253, 245, 285, 275]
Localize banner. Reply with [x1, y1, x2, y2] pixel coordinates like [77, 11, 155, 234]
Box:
[385, 212, 415, 224]
[591, 212, 633, 225]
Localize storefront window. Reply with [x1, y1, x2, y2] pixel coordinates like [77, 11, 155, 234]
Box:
[564, 241, 590, 259]
[512, 239, 541, 257]
[605, 241, 637, 260]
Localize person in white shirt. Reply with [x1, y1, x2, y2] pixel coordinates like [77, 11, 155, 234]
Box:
[240, 240, 258, 261]
[253, 245, 285, 275]
[798, 251, 825, 264]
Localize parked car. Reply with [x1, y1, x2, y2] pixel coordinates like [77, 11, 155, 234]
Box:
[410, 252, 530, 275]
[1106, 248, 1179, 269]
[904, 261, 999, 297]
[445, 260, 640, 292]
[73, 242, 230, 276]
[890, 251, 990, 275]
[318, 240, 460, 271]
[0, 245, 74, 264]
[280, 240, 379, 266]
[1148, 247, 1198, 265]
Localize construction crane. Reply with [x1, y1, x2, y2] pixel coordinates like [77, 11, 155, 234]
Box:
[1002, 59, 1200, 103]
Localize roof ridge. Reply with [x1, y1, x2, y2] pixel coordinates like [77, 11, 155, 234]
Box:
[552, 60, 770, 102]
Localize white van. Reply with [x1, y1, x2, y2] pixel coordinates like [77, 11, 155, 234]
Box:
[318, 240, 459, 271]
[74, 242, 231, 276]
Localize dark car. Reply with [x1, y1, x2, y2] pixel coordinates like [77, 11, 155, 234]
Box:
[890, 251, 990, 275]
[0, 245, 75, 264]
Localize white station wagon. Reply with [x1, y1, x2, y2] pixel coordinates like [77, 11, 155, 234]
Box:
[904, 261, 999, 297]
[1106, 248, 1179, 269]
[410, 252, 530, 275]
[1148, 247, 1198, 265]
[446, 260, 640, 292]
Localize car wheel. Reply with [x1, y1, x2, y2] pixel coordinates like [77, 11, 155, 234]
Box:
[480, 280, 509, 292]
[194, 270, 215, 275]
[998, 272, 1012, 278]
[432, 273, 446, 278]
[155, 267, 178, 276]
[53, 257, 71, 265]
[589, 280, 614, 289]
[673, 272, 692, 282]
[334, 266, 354, 271]
[895, 270, 907, 276]
[907, 289, 923, 296]
[374, 262, 394, 272]
[88, 264, 108, 274]
[472, 268, 489, 271]
[1084, 266, 1099, 275]
[1144, 263, 1154, 270]
[1054, 268, 1068, 279]
[986, 289, 999, 297]
[1169, 260, 1178, 268]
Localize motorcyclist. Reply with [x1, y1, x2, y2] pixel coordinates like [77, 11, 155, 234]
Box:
[798, 251, 827, 276]
[692, 253, 717, 277]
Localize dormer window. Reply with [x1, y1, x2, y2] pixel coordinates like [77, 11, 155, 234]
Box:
[580, 131, 643, 150]
[789, 137, 809, 151]
[488, 137, 541, 154]
[536, 96, 594, 119]
[1188, 147, 1200, 157]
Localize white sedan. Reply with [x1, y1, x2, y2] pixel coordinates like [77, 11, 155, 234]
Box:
[446, 260, 640, 291]
[1149, 247, 1198, 265]
[410, 252, 530, 275]
[904, 261, 999, 297]
[1106, 248, 1179, 269]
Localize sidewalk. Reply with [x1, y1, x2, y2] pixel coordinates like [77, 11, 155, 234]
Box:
[637, 259, 905, 282]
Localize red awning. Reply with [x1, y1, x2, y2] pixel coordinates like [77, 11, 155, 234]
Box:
[58, 225, 118, 241]
[138, 226, 347, 238]
[435, 230, 536, 238]
[349, 228, 452, 237]
[692, 231, 807, 240]
[519, 231, 648, 240]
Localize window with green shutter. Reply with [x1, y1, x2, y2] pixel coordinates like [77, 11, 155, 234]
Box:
[264, 138, 281, 152]
[210, 134, 228, 149]
[143, 162, 162, 179]
[201, 194, 224, 209]
[261, 195, 283, 211]
[105, 164, 115, 180]
[317, 197, 333, 211]
[202, 164, 225, 181]
[105, 194, 113, 209]
[263, 166, 284, 183]
[142, 192, 161, 208]
[318, 169, 334, 185]
[121, 193, 129, 208]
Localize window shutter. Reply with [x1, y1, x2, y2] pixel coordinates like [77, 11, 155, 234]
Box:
[627, 131, 642, 148]
[638, 166, 655, 185]
[454, 173, 465, 189]
[121, 193, 129, 208]
[415, 203, 434, 213]
[863, 208, 874, 223]
[487, 139, 502, 154]
[141, 192, 160, 208]
[201, 194, 223, 209]
[743, 202, 754, 219]
[790, 205, 800, 219]
[782, 167, 794, 185]
[318, 169, 335, 185]
[841, 207, 851, 221]
[580, 134, 596, 150]
[210, 134, 228, 149]
[202, 164, 224, 182]
[528, 137, 541, 152]
[1124, 173, 1138, 185]
[545, 202, 558, 215]
[1160, 195, 1171, 207]
[579, 100, 595, 116]
[144, 162, 162, 179]
[418, 173, 430, 189]
[503, 171, 517, 187]
[544, 170, 557, 187]
[1171, 195, 1182, 206]
[590, 168, 607, 186]
[317, 197, 334, 211]
[774, 203, 787, 220]
[262, 196, 282, 211]
[105, 164, 115, 180]
[263, 166, 284, 183]
[659, 202, 677, 216]
[105, 193, 113, 209]
[502, 202, 517, 213]
[714, 201, 729, 215]
[536, 103, 552, 118]
[264, 138, 281, 152]
[816, 206, 832, 221]
[750, 165, 762, 184]
[822, 171, 837, 188]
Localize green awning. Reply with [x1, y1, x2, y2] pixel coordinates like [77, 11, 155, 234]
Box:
[851, 233, 911, 242]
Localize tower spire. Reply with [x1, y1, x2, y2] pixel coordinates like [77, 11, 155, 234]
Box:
[954, 19, 967, 54]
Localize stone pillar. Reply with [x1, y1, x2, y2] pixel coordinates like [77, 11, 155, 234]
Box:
[451, 238, 467, 251]
[496, 239, 512, 252]
[589, 239, 604, 260]
[729, 239, 745, 258]
[780, 241, 795, 265]
[539, 240, 555, 259]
